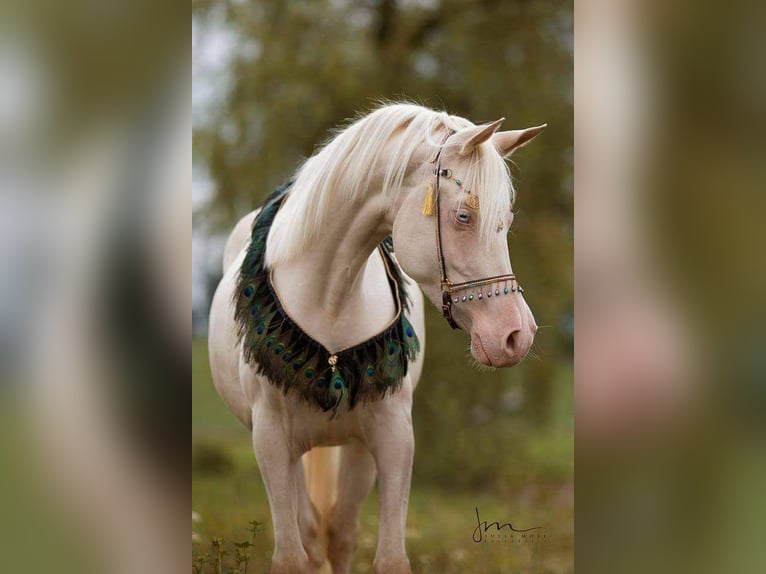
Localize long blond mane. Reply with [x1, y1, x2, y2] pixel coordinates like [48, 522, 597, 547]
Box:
[265, 102, 514, 266]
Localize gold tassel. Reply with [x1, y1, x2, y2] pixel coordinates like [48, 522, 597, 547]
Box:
[422, 181, 435, 216]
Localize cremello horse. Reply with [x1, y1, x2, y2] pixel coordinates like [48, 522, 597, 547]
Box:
[208, 103, 544, 574]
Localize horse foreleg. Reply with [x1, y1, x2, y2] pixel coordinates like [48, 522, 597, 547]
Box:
[327, 441, 377, 574]
[367, 399, 415, 574]
[252, 406, 311, 574]
[295, 461, 327, 572]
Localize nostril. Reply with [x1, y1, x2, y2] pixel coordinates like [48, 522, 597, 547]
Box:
[504, 328, 521, 356]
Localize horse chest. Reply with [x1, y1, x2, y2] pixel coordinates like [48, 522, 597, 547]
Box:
[283, 401, 366, 450]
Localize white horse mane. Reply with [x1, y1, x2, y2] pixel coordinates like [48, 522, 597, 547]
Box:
[265, 102, 514, 266]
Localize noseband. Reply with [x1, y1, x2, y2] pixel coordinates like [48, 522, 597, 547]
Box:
[429, 132, 523, 330]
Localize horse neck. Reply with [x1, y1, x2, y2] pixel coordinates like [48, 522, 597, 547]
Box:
[269, 181, 397, 346]
[268, 127, 429, 349]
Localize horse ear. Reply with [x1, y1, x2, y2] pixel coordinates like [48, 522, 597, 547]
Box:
[451, 118, 505, 156]
[493, 124, 547, 157]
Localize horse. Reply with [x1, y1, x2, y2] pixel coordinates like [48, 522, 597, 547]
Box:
[208, 102, 544, 574]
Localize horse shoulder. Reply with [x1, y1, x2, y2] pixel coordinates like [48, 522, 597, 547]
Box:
[209, 226, 258, 429]
[222, 208, 261, 273]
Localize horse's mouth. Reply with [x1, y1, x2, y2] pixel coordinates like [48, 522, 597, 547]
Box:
[471, 332, 493, 366]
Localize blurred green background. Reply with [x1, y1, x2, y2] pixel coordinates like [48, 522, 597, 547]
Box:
[192, 0, 572, 572]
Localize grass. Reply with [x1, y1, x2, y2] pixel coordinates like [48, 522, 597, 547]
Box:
[192, 338, 573, 573]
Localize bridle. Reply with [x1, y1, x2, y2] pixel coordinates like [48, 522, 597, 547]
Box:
[430, 131, 523, 330]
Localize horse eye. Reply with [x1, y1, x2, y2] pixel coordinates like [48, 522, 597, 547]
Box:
[456, 211, 471, 224]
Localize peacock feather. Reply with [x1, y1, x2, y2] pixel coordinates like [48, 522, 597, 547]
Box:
[233, 182, 421, 417]
[401, 314, 420, 359]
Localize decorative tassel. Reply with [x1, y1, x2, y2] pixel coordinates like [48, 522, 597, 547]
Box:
[422, 181, 435, 216]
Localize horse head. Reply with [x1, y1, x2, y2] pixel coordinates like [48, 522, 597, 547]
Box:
[393, 118, 545, 367]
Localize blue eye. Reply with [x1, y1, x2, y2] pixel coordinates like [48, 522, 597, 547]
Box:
[456, 211, 471, 224]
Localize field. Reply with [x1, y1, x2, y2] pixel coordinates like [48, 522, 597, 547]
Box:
[192, 338, 573, 573]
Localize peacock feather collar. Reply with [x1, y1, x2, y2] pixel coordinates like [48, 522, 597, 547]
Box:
[234, 183, 420, 416]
